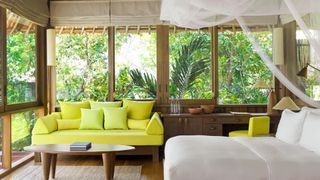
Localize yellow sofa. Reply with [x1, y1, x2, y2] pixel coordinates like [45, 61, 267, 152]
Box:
[32, 112, 164, 161]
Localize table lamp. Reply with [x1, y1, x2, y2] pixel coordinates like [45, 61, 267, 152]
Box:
[254, 79, 276, 114]
[272, 96, 300, 111]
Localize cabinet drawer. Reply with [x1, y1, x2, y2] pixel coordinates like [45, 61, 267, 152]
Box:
[203, 118, 219, 124]
[203, 124, 222, 136]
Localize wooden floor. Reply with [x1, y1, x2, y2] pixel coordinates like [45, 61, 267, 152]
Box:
[3, 155, 164, 180]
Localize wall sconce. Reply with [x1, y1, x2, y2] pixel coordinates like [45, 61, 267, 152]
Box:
[273, 27, 284, 65]
[47, 28, 56, 66]
[297, 63, 320, 78]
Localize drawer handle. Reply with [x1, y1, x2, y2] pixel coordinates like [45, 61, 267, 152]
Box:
[210, 127, 217, 130]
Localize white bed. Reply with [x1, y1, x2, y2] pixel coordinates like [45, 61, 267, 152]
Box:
[164, 135, 320, 180]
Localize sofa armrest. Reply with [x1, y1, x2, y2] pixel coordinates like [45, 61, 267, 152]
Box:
[32, 113, 60, 135]
[146, 112, 164, 135]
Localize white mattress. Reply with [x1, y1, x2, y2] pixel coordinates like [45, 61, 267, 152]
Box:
[164, 136, 320, 180]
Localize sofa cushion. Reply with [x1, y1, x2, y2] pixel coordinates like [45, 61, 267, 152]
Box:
[104, 107, 128, 130]
[80, 109, 104, 130]
[57, 119, 81, 130]
[32, 129, 163, 146]
[123, 99, 154, 120]
[32, 114, 59, 135]
[90, 101, 122, 109]
[60, 101, 90, 119]
[128, 119, 150, 130]
[146, 112, 164, 135]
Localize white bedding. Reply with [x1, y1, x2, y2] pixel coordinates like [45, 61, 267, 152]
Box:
[164, 136, 320, 180]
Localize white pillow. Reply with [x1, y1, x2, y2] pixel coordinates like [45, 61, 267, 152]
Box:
[301, 106, 320, 114]
[299, 112, 320, 154]
[276, 109, 307, 144]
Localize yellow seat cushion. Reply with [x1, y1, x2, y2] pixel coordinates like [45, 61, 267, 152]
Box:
[32, 129, 163, 146]
[248, 116, 270, 136]
[57, 119, 81, 130]
[229, 130, 250, 137]
[60, 101, 90, 119]
[128, 119, 150, 130]
[32, 113, 61, 135]
[146, 112, 164, 135]
[123, 99, 155, 120]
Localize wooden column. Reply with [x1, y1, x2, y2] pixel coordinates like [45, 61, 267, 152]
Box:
[36, 26, 49, 114]
[156, 25, 169, 105]
[0, 7, 6, 112]
[2, 115, 11, 169]
[211, 27, 218, 105]
[108, 27, 115, 101]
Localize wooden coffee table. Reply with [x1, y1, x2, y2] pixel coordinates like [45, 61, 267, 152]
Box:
[24, 144, 134, 180]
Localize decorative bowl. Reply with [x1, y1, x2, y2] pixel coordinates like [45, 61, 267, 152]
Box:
[188, 108, 202, 114]
[200, 105, 215, 114]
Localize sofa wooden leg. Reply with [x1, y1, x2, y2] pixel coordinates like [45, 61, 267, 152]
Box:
[152, 146, 159, 163]
[34, 152, 41, 162]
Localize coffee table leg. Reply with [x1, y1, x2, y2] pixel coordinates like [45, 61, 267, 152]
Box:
[41, 153, 52, 180]
[51, 154, 57, 178]
[102, 153, 115, 180]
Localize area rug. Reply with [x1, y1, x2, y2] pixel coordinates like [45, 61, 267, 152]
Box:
[10, 165, 142, 180]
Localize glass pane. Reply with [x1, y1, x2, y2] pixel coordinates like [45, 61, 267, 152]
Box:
[218, 31, 273, 104]
[11, 111, 36, 164]
[115, 32, 157, 99]
[6, 10, 37, 104]
[169, 30, 212, 99]
[56, 33, 108, 102]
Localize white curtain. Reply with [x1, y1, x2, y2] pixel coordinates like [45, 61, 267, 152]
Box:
[160, 0, 320, 107]
[50, 0, 162, 26]
[0, 0, 49, 26]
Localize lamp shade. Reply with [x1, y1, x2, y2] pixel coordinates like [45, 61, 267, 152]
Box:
[272, 96, 300, 111]
[254, 79, 269, 89]
[273, 27, 284, 65]
[46, 29, 56, 66]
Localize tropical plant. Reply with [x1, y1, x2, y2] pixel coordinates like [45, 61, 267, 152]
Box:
[129, 69, 156, 98]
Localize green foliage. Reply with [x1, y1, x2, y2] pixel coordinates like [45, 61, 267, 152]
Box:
[129, 69, 156, 98]
[218, 31, 272, 104]
[56, 34, 108, 102]
[7, 32, 36, 104]
[169, 32, 212, 99]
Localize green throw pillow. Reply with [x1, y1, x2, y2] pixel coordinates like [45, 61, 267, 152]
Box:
[57, 119, 81, 130]
[80, 108, 104, 130]
[123, 99, 155, 120]
[103, 107, 128, 130]
[59, 101, 90, 119]
[90, 101, 122, 109]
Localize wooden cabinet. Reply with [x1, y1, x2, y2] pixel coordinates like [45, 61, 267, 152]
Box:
[162, 113, 280, 143]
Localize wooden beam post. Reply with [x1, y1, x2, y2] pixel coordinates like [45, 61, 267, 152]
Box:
[0, 7, 6, 112]
[108, 27, 115, 101]
[2, 115, 12, 169]
[156, 25, 169, 105]
[211, 27, 218, 105]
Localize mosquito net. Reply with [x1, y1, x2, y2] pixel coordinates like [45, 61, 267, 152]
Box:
[160, 0, 320, 107]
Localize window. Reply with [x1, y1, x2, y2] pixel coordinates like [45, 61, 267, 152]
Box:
[11, 111, 36, 164]
[218, 30, 272, 104]
[56, 32, 108, 102]
[169, 30, 212, 99]
[115, 31, 156, 99]
[6, 10, 37, 104]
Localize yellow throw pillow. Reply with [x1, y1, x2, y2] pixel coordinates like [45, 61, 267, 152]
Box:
[123, 99, 155, 120]
[146, 112, 164, 135]
[57, 119, 81, 130]
[90, 101, 122, 109]
[59, 101, 90, 119]
[80, 109, 104, 130]
[32, 114, 59, 134]
[103, 107, 128, 130]
[128, 119, 150, 130]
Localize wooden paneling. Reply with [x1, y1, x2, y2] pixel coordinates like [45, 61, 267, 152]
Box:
[108, 27, 115, 101]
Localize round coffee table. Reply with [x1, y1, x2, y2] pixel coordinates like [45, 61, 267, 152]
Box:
[25, 144, 134, 180]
